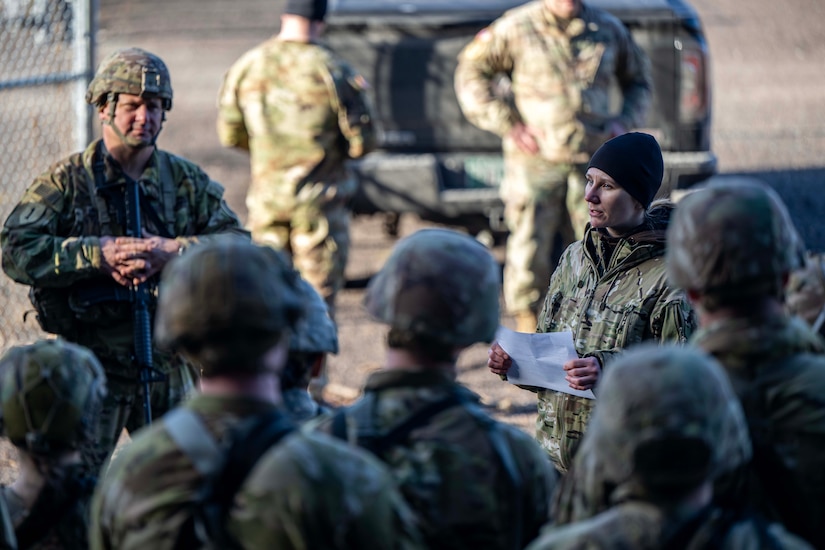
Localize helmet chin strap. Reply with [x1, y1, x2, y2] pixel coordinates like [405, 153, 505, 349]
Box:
[105, 92, 165, 149]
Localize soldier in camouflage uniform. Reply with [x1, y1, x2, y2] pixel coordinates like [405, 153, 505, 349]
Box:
[281, 276, 338, 423]
[489, 133, 696, 473]
[216, 0, 376, 317]
[455, 0, 652, 331]
[664, 180, 825, 547]
[0, 47, 248, 474]
[527, 344, 811, 550]
[90, 237, 422, 550]
[311, 228, 558, 550]
[0, 339, 107, 550]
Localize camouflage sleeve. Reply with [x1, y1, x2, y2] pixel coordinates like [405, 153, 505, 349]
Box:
[327, 59, 378, 159]
[454, 23, 519, 137]
[216, 54, 252, 151]
[228, 433, 425, 549]
[612, 21, 652, 130]
[1, 167, 103, 288]
[175, 171, 250, 252]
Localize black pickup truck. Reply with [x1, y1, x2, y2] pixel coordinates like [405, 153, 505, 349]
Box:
[325, 0, 716, 237]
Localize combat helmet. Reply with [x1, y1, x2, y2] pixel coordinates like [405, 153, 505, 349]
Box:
[583, 343, 751, 493]
[155, 236, 304, 376]
[364, 228, 501, 349]
[0, 339, 106, 456]
[86, 47, 173, 110]
[291, 278, 338, 355]
[666, 180, 804, 304]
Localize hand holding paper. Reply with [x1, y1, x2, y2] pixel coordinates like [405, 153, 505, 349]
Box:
[494, 326, 596, 399]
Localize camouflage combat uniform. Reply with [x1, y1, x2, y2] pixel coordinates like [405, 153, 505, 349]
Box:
[663, 181, 825, 547]
[786, 251, 825, 336]
[217, 37, 377, 312]
[314, 369, 557, 550]
[534, 201, 695, 473]
[0, 138, 247, 472]
[313, 228, 558, 549]
[455, 0, 651, 315]
[90, 394, 421, 550]
[690, 314, 825, 546]
[0, 339, 107, 550]
[531, 344, 810, 550]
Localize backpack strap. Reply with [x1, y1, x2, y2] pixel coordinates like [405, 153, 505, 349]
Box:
[193, 409, 296, 549]
[331, 389, 525, 550]
[163, 408, 224, 477]
[156, 151, 177, 238]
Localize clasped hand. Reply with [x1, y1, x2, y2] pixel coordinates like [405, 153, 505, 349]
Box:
[100, 231, 180, 286]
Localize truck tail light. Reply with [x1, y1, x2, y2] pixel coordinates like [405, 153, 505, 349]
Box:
[678, 41, 710, 123]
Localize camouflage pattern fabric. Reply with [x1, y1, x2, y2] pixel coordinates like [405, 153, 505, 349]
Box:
[534, 202, 696, 473]
[785, 252, 825, 336]
[217, 38, 377, 310]
[90, 394, 423, 550]
[0, 138, 249, 473]
[455, 0, 651, 314]
[85, 47, 173, 109]
[533, 344, 806, 550]
[364, 228, 501, 347]
[529, 500, 812, 550]
[691, 313, 825, 547]
[311, 369, 558, 550]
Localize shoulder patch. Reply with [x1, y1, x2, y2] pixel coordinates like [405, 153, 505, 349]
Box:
[7, 202, 49, 227]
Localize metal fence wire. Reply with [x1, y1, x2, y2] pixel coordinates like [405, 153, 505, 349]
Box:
[0, 0, 95, 351]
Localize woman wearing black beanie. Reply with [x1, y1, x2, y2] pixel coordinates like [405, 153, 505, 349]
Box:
[488, 132, 697, 476]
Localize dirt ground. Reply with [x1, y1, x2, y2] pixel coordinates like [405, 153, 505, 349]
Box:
[1, 0, 824, 483]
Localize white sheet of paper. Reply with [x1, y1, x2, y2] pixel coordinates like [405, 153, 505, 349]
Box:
[495, 326, 596, 399]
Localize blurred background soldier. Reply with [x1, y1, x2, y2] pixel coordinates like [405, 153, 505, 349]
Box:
[90, 237, 422, 549]
[0, 339, 107, 550]
[455, 0, 651, 332]
[488, 133, 695, 474]
[217, 0, 377, 402]
[529, 344, 810, 549]
[282, 276, 339, 423]
[313, 228, 558, 549]
[0, 47, 248, 474]
[666, 180, 825, 547]
[216, 0, 376, 317]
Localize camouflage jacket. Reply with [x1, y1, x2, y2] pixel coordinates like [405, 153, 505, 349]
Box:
[281, 387, 328, 425]
[535, 203, 696, 472]
[455, 0, 651, 167]
[528, 501, 812, 550]
[692, 313, 825, 547]
[217, 38, 377, 223]
[312, 368, 558, 550]
[90, 393, 422, 550]
[0, 139, 247, 372]
[1, 467, 93, 550]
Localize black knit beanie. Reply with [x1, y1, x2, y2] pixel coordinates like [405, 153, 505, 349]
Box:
[587, 132, 664, 208]
[284, 0, 328, 21]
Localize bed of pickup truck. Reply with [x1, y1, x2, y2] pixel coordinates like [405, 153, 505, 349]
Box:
[326, 0, 717, 236]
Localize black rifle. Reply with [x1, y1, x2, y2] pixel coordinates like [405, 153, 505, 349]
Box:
[124, 176, 165, 424]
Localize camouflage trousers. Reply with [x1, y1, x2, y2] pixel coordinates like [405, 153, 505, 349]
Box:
[502, 162, 588, 314]
[81, 360, 199, 476]
[250, 188, 351, 317]
[535, 389, 595, 474]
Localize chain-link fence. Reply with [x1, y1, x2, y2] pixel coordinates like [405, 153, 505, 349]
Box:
[0, 0, 96, 351]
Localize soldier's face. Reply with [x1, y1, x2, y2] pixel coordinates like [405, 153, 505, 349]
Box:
[100, 93, 164, 149]
[545, 0, 582, 20]
[584, 167, 645, 237]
